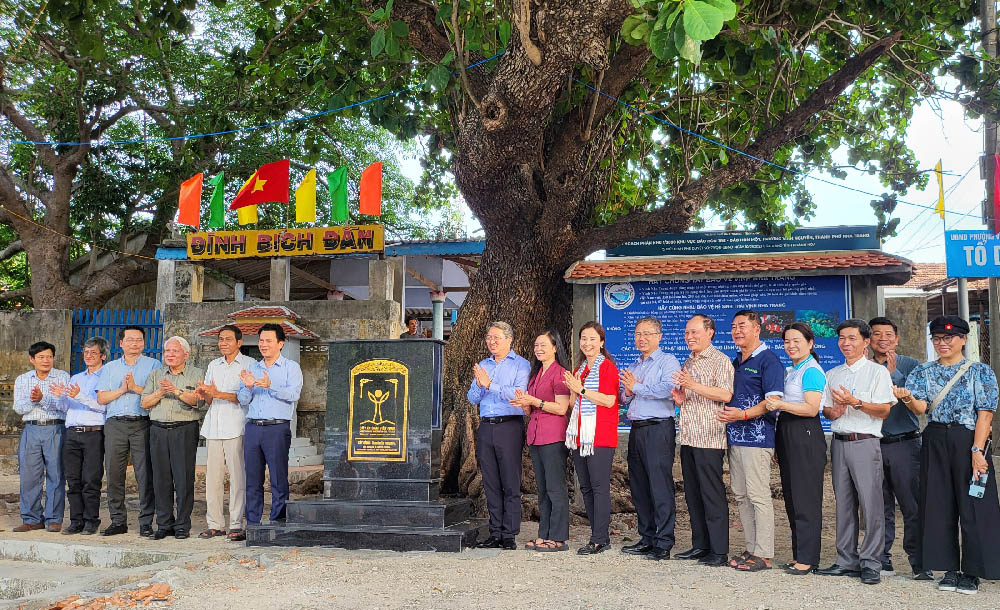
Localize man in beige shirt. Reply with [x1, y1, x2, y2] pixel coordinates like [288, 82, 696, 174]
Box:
[141, 336, 204, 540]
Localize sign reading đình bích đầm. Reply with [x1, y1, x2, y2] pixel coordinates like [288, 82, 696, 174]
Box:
[186, 225, 384, 260]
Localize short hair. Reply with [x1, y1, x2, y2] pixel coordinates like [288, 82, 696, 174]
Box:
[635, 317, 662, 333]
[219, 324, 243, 341]
[689, 313, 716, 334]
[120, 325, 145, 340]
[83, 337, 110, 360]
[836, 319, 871, 339]
[259, 323, 286, 342]
[733, 310, 761, 327]
[488, 321, 513, 340]
[164, 336, 191, 353]
[29, 341, 55, 358]
[405, 315, 419, 325]
[868, 316, 898, 335]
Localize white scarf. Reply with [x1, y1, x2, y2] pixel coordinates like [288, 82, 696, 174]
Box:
[565, 354, 605, 457]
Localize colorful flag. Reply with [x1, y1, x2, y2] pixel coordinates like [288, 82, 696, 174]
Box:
[230, 159, 290, 210]
[328, 167, 348, 222]
[235, 173, 258, 225]
[994, 154, 1000, 234]
[177, 173, 203, 228]
[207, 172, 226, 229]
[934, 160, 944, 220]
[359, 162, 383, 216]
[295, 169, 317, 223]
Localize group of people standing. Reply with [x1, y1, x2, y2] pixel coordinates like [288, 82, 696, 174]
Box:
[12, 323, 302, 542]
[468, 313, 1000, 595]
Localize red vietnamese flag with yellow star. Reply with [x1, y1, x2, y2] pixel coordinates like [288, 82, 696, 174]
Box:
[229, 160, 290, 210]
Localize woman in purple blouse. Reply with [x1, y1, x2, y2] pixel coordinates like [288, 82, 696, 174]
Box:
[511, 329, 571, 552]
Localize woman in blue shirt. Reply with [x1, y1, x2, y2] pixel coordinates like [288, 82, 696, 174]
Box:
[764, 322, 827, 575]
[895, 315, 1000, 595]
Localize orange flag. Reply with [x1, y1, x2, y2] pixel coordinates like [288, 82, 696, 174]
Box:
[177, 173, 203, 228]
[359, 162, 383, 216]
[230, 160, 290, 210]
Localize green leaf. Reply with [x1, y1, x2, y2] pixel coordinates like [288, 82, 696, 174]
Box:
[385, 34, 400, 57]
[371, 29, 385, 57]
[372, 8, 385, 21]
[384, 0, 395, 20]
[718, 147, 729, 165]
[675, 19, 702, 63]
[682, 0, 724, 41]
[655, 3, 682, 31]
[650, 28, 676, 60]
[390, 20, 409, 37]
[441, 50, 456, 66]
[499, 20, 511, 46]
[621, 14, 645, 40]
[701, 0, 737, 21]
[631, 22, 651, 40]
[427, 65, 451, 91]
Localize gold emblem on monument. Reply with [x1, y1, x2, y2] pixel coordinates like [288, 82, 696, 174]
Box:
[347, 359, 408, 461]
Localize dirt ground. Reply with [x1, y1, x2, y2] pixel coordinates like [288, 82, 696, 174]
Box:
[2, 462, 999, 609]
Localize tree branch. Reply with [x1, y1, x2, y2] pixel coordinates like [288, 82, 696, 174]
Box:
[258, 0, 324, 62]
[0, 240, 23, 261]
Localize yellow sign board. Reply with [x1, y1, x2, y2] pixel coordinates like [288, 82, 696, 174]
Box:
[186, 225, 384, 259]
[347, 359, 408, 462]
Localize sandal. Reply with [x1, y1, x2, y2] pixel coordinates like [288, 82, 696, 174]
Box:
[729, 550, 752, 568]
[199, 529, 225, 539]
[535, 540, 568, 552]
[227, 529, 246, 542]
[524, 538, 543, 550]
[736, 555, 772, 572]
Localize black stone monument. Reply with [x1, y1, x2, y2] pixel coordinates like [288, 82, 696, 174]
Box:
[246, 339, 487, 551]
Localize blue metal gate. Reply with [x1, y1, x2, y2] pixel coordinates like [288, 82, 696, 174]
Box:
[71, 309, 163, 373]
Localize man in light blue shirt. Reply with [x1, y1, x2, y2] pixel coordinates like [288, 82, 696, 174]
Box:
[239, 323, 303, 528]
[619, 316, 681, 560]
[59, 337, 109, 535]
[12, 341, 70, 532]
[96, 325, 161, 537]
[467, 321, 530, 549]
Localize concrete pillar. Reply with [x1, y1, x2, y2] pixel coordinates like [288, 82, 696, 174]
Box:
[430, 290, 446, 340]
[270, 257, 291, 301]
[389, 256, 406, 309]
[155, 259, 176, 312]
[884, 296, 929, 361]
[175, 263, 204, 303]
[234, 282, 246, 302]
[368, 259, 394, 300]
[850, 275, 878, 322]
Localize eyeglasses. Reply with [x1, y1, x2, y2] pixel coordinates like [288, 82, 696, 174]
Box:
[634, 331, 660, 338]
[931, 335, 961, 344]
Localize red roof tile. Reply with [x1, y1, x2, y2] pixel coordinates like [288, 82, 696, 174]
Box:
[566, 251, 910, 280]
[199, 321, 318, 339]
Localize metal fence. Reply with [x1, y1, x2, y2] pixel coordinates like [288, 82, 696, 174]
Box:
[71, 309, 163, 373]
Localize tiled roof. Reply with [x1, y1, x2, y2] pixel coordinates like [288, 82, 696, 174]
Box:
[565, 251, 910, 281]
[229, 306, 300, 319]
[900, 262, 990, 292]
[198, 321, 318, 339]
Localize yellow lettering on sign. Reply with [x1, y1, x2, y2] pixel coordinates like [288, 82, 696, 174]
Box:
[186, 225, 385, 260]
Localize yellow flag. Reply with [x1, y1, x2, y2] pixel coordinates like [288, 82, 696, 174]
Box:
[935, 159, 945, 220]
[236, 173, 258, 225]
[295, 169, 317, 223]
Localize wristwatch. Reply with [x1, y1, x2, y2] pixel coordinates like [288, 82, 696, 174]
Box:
[852, 399, 863, 410]
[580, 388, 587, 397]
[539, 400, 546, 411]
[972, 446, 983, 454]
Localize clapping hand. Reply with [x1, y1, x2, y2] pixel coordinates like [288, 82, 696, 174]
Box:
[125, 372, 142, 394]
[831, 386, 859, 409]
[620, 370, 639, 394]
[472, 364, 491, 389]
[562, 370, 583, 395]
[672, 370, 699, 390]
[825, 402, 848, 420]
[159, 377, 178, 396]
[240, 369, 256, 388]
[66, 383, 81, 398]
[891, 386, 912, 402]
[670, 386, 685, 406]
[885, 350, 898, 374]
[510, 389, 533, 416]
[256, 372, 271, 388]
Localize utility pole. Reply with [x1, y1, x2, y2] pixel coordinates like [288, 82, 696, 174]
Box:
[983, 0, 999, 449]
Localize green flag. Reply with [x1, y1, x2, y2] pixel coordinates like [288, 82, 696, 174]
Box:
[207, 172, 225, 229]
[328, 167, 348, 223]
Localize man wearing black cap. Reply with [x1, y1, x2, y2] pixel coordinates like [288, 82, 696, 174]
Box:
[895, 315, 1000, 595]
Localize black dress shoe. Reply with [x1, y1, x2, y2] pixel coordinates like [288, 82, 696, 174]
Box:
[139, 526, 154, 538]
[500, 538, 516, 550]
[81, 524, 99, 535]
[622, 543, 655, 555]
[645, 548, 671, 561]
[153, 528, 175, 540]
[913, 569, 934, 581]
[675, 548, 710, 560]
[815, 564, 861, 577]
[101, 523, 128, 536]
[174, 530, 190, 540]
[576, 542, 611, 555]
[860, 567, 881, 585]
[62, 523, 84, 535]
[698, 552, 728, 566]
[476, 536, 502, 549]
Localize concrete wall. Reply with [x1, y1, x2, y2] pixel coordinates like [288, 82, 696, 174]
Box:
[105, 275, 235, 310]
[0, 310, 73, 451]
[884, 296, 928, 361]
[850, 275, 879, 323]
[163, 299, 401, 447]
[571, 283, 597, 369]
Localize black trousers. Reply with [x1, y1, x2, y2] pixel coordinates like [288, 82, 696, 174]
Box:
[627, 420, 676, 550]
[573, 446, 615, 545]
[919, 422, 1000, 579]
[775, 414, 826, 566]
[245, 420, 292, 524]
[104, 417, 155, 528]
[149, 421, 199, 532]
[529, 441, 569, 542]
[63, 428, 104, 527]
[881, 436, 921, 568]
[476, 419, 524, 539]
[680, 445, 728, 555]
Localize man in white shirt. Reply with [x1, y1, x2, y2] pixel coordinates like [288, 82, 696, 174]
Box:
[196, 325, 255, 541]
[815, 319, 894, 585]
